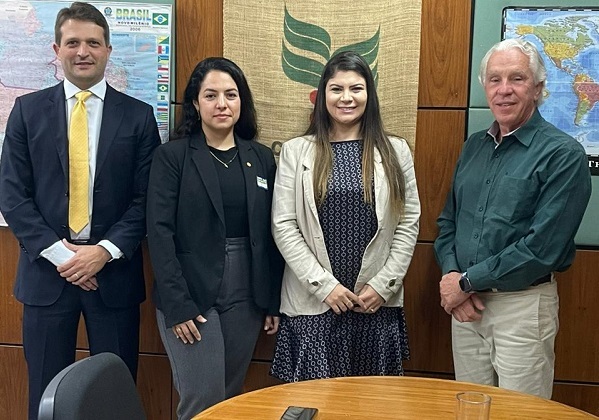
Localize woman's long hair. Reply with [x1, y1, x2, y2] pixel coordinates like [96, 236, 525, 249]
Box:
[171, 57, 258, 140]
[305, 51, 405, 216]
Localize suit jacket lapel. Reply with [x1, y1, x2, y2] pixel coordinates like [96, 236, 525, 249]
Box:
[96, 85, 123, 178]
[237, 137, 256, 219]
[50, 83, 68, 176]
[190, 132, 226, 225]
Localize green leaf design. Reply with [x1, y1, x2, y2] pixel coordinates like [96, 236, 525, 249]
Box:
[372, 61, 379, 88]
[332, 27, 380, 62]
[281, 8, 381, 89]
[283, 6, 331, 60]
[332, 27, 380, 82]
[281, 41, 324, 88]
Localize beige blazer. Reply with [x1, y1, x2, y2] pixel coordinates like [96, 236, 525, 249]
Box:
[272, 135, 420, 316]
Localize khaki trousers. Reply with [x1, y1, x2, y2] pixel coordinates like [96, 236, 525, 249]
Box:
[451, 280, 559, 398]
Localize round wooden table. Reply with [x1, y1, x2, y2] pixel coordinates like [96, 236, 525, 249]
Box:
[193, 376, 598, 419]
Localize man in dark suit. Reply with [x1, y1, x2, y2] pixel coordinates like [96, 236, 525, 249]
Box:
[0, 3, 160, 418]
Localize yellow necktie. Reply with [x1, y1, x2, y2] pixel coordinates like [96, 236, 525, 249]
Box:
[69, 91, 92, 233]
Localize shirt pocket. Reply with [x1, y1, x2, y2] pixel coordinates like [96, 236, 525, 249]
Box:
[492, 176, 538, 221]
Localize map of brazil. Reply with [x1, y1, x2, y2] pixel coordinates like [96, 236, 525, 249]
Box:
[504, 8, 599, 167]
[0, 0, 173, 226]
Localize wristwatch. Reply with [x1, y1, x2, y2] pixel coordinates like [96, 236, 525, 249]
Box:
[459, 272, 473, 293]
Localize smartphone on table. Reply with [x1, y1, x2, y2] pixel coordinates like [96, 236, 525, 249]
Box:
[280, 406, 318, 420]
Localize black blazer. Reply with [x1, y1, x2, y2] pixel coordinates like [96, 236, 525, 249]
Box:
[146, 132, 283, 327]
[0, 82, 161, 308]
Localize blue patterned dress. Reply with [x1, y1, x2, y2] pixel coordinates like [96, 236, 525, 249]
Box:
[271, 140, 409, 382]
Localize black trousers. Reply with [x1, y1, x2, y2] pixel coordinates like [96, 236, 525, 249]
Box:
[23, 283, 140, 420]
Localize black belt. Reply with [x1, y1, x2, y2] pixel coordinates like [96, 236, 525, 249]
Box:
[71, 239, 91, 245]
[481, 273, 551, 292]
[530, 273, 552, 287]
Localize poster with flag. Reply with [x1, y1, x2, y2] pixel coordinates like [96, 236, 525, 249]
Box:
[0, 0, 175, 227]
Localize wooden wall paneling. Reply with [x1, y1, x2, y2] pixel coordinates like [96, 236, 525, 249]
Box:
[139, 242, 166, 354]
[0, 345, 28, 419]
[76, 317, 89, 349]
[0, 229, 21, 344]
[252, 330, 276, 361]
[402, 243, 454, 374]
[405, 371, 454, 381]
[175, 0, 224, 103]
[554, 250, 599, 383]
[414, 110, 466, 242]
[243, 361, 283, 393]
[138, 354, 173, 420]
[173, 104, 183, 131]
[552, 383, 599, 416]
[172, 385, 179, 420]
[418, 0, 471, 108]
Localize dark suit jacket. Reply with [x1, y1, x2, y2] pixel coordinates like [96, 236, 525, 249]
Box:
[146, 132, 283, 328]
[0, 82, 160, 308]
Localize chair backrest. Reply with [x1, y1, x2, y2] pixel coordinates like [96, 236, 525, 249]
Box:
[38, 352, 146, 420]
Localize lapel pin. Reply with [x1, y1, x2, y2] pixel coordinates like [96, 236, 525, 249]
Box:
[246, 162, 252, 167]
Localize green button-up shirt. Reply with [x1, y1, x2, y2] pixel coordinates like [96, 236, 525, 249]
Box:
[434, 109, 591, 291]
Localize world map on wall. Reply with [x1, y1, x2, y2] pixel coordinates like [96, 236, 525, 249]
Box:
[504, 8, 599, 160]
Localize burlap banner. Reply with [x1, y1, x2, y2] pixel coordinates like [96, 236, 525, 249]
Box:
[223, 0, 421, 154]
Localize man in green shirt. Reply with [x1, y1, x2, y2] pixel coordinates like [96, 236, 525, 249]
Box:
[434, 39, 591, 398]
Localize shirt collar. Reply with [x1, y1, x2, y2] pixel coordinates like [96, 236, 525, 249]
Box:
[63, 78, 107, 101]
[486, 108, 542, 148]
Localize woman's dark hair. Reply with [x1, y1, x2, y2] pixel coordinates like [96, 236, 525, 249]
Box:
[306, 51, 405, 215]
[172, 57, 258, 140]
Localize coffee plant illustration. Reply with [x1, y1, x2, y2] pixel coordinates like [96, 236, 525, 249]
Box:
[281, 6, 380, 104]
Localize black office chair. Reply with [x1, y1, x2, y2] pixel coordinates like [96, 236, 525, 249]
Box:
[38, 352, 146, 420]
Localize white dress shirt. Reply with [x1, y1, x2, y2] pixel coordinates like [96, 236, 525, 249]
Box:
[40, 78, 123, 266]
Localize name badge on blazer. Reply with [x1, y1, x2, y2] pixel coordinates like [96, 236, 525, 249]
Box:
[256, 176, 268, 190]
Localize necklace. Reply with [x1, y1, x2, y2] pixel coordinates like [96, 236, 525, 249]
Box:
[209, 149, 239, 168]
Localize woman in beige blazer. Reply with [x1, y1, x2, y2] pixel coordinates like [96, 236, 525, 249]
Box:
[270, 52, 420, 382]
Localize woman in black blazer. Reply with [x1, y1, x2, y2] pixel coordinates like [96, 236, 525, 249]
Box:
[146, 57, 283, 419]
